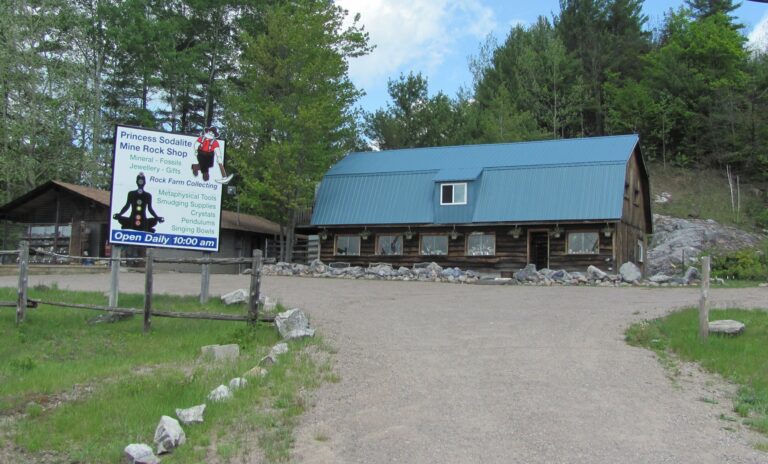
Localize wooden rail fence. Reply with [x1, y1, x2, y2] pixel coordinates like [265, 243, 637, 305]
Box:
[2, 242, 272, 332]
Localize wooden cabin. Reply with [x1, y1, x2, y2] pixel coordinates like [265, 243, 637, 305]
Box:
[309, 135, 652, 275]
[0, 181, 281, 273]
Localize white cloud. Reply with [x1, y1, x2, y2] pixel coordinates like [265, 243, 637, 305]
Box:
[336, 0, 497, 88]
[747, 11, 768, 54]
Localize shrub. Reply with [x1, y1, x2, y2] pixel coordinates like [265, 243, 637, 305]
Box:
[710, 243, 768, 280]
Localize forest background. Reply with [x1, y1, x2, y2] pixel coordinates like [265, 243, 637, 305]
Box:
[2, 0, 766, 260]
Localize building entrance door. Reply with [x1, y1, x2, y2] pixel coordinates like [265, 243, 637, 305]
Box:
[529, 232, 549, 270]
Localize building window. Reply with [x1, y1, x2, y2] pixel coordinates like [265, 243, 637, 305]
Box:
[467, 232, 495, 256]
[440, 183, 467, 205]
[376, 234, 403, 255]
[335, 235, 360, 256]
[421, 235, 448, 255]
[567, 232, 599, 255]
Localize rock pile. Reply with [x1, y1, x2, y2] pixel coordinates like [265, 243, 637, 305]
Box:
[263, 260, 704, 287]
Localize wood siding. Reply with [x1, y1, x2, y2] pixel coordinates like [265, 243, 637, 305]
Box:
[618, 149, 651, 274]
[319, 223, 616, 274]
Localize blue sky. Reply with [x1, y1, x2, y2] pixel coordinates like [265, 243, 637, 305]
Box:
[336, 0, 768, 114]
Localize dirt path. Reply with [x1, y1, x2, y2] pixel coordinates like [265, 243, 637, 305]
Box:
[4, 273, 768, 463]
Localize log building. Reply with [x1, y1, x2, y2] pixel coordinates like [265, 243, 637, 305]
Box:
[310, 135, 652, 275]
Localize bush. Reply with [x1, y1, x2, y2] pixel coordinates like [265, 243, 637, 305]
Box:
[710, 243, 768, 280]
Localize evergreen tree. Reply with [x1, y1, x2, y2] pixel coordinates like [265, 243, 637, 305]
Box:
[225, 0, 370, 261]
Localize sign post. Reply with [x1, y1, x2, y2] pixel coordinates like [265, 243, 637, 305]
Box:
[108, 125, 227, 253]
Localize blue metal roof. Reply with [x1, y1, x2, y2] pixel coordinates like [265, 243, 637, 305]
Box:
[311, 135, 639, 226]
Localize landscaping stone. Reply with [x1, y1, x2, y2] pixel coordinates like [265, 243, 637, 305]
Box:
[649, 273, 672, 283]
[683, 266, 700, 284]
[549, 269, 570, 282]
[124, 443, 159, 464]
[587, 265, 608, 281]
[513, 264, 539, 282]
[207, 385, 232, 402]
[229, 377, 248, 390]
[709, 320, 745, 336]
[619, 262, 642, 283]
[261, 342, 289, 366]
[258, 295, 277, 311]
[244, 366, 268, 378]
[175, 404, 206, 425]
[275, 308, 314, 340]
[200, 344, 240, 362]
[153, 416, 186, 454]
[221, 289, 248, 305]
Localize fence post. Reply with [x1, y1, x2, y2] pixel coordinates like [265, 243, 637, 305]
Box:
[16, 241, 29, 324]
[109, 245, 121, 308]
[248, 249, 262, 325]
[144, 248, 154, 333]
[200, 251, 211, 304]
[698, 256, 711, 341]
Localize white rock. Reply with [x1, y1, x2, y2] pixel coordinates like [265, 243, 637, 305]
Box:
[200, 344, 240, 362]
[221, 289, 248, 305]
[124, 443, 158, 464]
[260, 342, 289, 366]
[259, 296, 277, 311]
[284, 328, 316, 340]
[175, 404, 206, 425]
[587, 265, 608, 280]
[274, 309, 312, 340]
[709, 320, 745, 335]
[207, 385, 232, 402]
[619, 262, 642, 283]
[229, 377, 248, 390]
[153, 416, 186, 455]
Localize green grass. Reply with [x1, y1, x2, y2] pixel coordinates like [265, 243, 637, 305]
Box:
[649, 163, 767, 232]
[626, 308, 768, 437]
[0, 286, 331, 463]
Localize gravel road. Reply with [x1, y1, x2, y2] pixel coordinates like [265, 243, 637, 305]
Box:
[4, 273, 768, 463]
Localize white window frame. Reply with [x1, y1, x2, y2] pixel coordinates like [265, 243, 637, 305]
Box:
[567, 232, 599, 255]
[376, 234, 403, 256]
[466, 232, 495, 256]
[420, 234, 449, 256]
[440, 183, 467, 205]
[335, 235, 361, 256]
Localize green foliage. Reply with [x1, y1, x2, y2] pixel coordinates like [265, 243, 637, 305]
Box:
[626, 308, 768, 437]
[710, 244, 768, 281]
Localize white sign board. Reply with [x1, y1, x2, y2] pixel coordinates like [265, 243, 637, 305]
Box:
[109, 125, 227, 252]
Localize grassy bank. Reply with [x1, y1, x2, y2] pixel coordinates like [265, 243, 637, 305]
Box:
[0, 285, 333, 463]
[626, 308, 768, 437]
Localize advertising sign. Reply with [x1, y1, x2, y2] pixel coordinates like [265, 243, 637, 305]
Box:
[109, 125, 230, 252]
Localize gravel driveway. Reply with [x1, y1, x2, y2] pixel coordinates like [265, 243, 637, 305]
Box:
[4, 273, 768, 463]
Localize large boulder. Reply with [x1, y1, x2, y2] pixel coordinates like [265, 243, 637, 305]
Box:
[683, 266, 700, 284]
[124, 443, 159, 464]
[154, 416, 186, 454]
[619, 262, 642, 283]
[175, 404, 206, 425]
[648, 214, 762, 275]
[274, 308, 315, 340]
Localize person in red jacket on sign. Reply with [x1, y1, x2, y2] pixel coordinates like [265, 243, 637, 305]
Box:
[192, 126, 233, 184]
